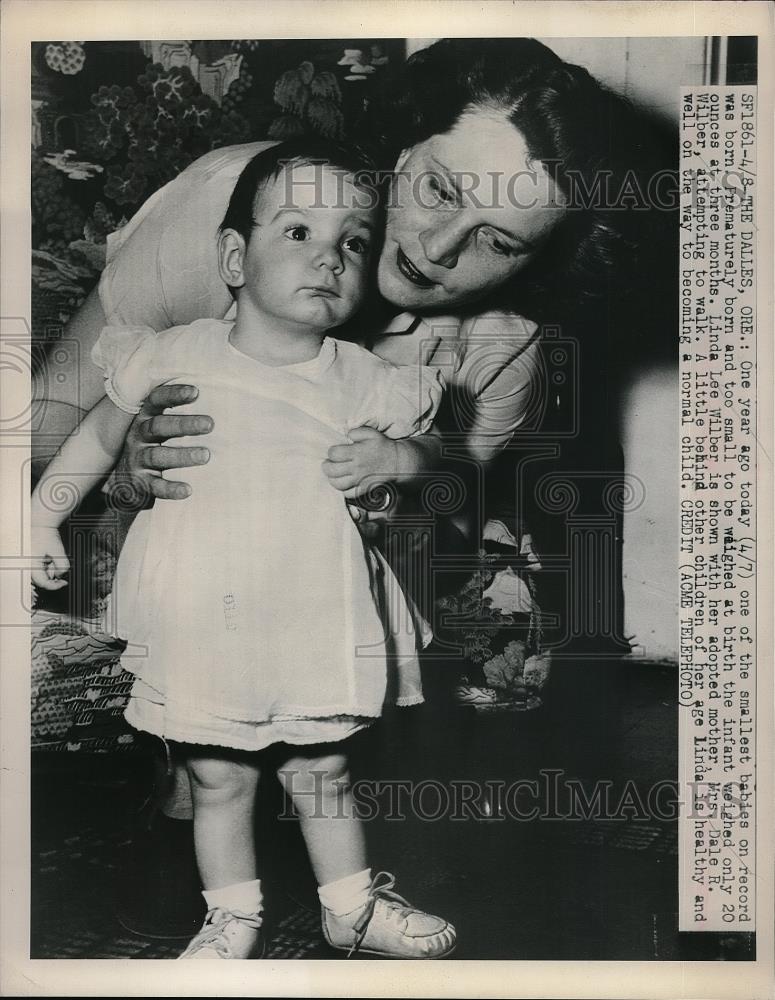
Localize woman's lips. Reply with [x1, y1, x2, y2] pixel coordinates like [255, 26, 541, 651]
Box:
[396, 246, 434, 288]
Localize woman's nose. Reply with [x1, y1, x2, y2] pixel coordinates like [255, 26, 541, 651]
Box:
[419, 219, 464, 269]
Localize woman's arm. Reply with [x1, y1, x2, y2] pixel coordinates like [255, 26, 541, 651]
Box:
[324, 328, 540, 538]
[31, 395, 136, 587]
[32, 289, 110, 477]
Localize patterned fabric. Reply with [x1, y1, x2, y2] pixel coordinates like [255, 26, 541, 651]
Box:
[31, 610, 135, 752]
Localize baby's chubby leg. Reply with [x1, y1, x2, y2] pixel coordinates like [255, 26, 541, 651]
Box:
[180, 749, 263, 959]
[187, 750, 260, 889]
[276, 748, 367, 885]
[277, 746, 456, 958]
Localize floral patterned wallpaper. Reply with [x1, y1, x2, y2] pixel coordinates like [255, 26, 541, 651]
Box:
[31, 39, 401, 343]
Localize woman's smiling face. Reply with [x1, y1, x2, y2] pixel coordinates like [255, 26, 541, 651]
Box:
[377, 110, 568, 312]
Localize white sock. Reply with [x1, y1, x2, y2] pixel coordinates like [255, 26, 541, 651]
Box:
[317, 867, 372, 917]
[203, 878, 263, 915]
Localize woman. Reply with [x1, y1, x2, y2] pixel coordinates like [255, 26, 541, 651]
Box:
[33, 38, 650, 948]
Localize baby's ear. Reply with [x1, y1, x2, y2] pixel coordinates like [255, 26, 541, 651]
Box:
[217, 229, 247, 289]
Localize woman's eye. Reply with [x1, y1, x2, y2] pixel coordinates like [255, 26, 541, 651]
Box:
[486, 232, 518, 257]
[428, 175, 454, 205]
[285, 225, 309, 241]
[342, 235, 370, 255]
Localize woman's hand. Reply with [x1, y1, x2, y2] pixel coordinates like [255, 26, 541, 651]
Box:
[111, 384, 214, 507]
[31, 526, 70, 590]
[322, 426, 401, 500]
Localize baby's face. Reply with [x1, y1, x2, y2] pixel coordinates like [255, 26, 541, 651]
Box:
[239, 162, 378, 333]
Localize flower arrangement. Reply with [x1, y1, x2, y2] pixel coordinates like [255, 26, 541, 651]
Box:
[438, 548, 549, 711]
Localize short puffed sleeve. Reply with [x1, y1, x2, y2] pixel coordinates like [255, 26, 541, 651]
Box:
[453, 313, 542, 463]
[90, 325, 159, 414]
[349, 361, 445, 439]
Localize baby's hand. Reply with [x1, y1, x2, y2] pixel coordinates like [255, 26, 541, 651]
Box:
[322, 426, 400, 499]
[31, 526, 70, 590]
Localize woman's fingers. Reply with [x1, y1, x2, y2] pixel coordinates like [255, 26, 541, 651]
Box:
[138, 413, 214, 443]
[139, 444, 210, 471]
[148, 477, 192, 501]
[145, 383, 200, 412]
[115, 394, 211, 507]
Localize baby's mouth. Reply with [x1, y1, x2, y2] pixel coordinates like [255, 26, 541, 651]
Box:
[396, 247, 434, 288]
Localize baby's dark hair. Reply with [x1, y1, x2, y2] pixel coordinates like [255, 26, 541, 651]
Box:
[219, 137, 379, 246]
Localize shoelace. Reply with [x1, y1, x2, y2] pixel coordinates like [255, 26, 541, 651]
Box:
[348, 871, 413, 957]
[181, 906, 262, 959]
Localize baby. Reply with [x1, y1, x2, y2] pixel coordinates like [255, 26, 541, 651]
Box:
[31, 139, 455, 960]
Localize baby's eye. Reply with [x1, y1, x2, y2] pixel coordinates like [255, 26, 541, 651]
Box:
[285, 225, 310, 242]
[342, 235, 370, 255]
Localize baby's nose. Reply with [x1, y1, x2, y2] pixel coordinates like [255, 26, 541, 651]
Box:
[314, 243, 343, 272]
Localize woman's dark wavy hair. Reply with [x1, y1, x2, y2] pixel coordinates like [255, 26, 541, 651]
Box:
[367, 38, 675, 323]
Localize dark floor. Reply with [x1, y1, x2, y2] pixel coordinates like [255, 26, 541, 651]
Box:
[30, 660, 755, 961]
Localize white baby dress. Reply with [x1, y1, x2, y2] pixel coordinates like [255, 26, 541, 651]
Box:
[92, 320, 443, 750]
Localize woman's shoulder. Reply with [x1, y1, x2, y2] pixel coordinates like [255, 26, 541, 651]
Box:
[454, 310, 540, 371]
[143, 142, 277, 215]
[415, 309, 540, 379]
[415, 309, 537, 345]
[176, 142, 278, 183]
[456, 309, 538, 344]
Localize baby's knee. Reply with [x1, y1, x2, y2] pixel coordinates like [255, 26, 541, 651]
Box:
[277, 751, 351, 806]
[187, 753, 258, 799]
